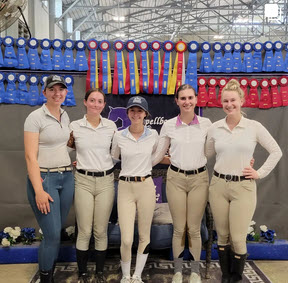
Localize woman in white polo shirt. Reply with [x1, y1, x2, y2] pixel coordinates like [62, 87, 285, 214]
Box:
[206, 79, 282, 283]
[152, 84, 212, 283]
[24, 75, 74, 283]
[68, 88, 117, 283]
[111, 96, 159, 283]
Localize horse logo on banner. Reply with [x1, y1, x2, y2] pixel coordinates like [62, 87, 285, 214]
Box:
[108, 106, 131, 130]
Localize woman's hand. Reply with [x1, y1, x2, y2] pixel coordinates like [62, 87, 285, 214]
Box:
[35, 190, 54, 214]
[250, 157, 255, 167]
[242, 166, 259, 179]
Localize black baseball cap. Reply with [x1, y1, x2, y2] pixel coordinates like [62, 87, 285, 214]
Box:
[126, 96, 149, 113]
[44, 75, 67, 89]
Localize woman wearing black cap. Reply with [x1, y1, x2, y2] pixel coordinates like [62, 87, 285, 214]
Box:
[111, 96, 160, 283]
[24, 75, 75, 283]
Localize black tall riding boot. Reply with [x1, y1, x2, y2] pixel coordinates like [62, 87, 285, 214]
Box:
[217, 245, 231, 283]
[230, 251, 247, 283]
[76, 249, 90, 283]
[40, 269, 53, 283]
[94, 249, 107, 283]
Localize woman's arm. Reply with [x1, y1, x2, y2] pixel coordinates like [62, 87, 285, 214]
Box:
[111, 133, 121, 163]
[205, 127, 216, 159]
[24, 131, 54, 214]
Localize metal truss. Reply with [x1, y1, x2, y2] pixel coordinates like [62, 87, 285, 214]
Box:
[58, 0, 288, 42]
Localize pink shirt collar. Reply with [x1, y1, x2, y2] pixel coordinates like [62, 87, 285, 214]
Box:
[176, 114, 199, 126]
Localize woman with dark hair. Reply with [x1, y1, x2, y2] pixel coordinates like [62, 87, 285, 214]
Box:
[153, 84, 212, 283]
[111, 96, 159, 283]
[24, 75, 75, 283]
[206, 79, 282, 283]
[68, 88, 117, 283]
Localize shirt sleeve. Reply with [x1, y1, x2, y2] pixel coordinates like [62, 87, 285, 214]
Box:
[152, 123, 170, 166]
[205, 125, 216, 159]
[24, 112, 41, 133]
[255, 123, 282, 179]
[111, 132, 121, 164]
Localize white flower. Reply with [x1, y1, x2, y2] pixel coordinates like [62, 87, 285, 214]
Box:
[14, 227, 21, 232]
[9, 229, 21, 240]
[1, 238, 10, 247]
[251, 232, 255, 236]
[39, 229, 43, 234]
[247, 226, 254, 234]
[260, 225, 268, 232]
[65, 226, 75, 237]
[250, 220, 256, 226]
[4, 227, 13, 233]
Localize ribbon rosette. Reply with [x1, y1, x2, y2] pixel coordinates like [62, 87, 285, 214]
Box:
[64, 39, 75, 70]
[99, 40, 112, 94]
[40, 38, 52, 70]
[217, 78, 228, 107]
[0, 38, 3, 67]
[3, 36, 18, 68]
[28, 38, 41, 70]
[259, 78, 272, 109]
[17, 74, 29, 104]
[262, 41, 275, 72]
[160, 41, 174, 94]
[197, 77, 208, 107]
[185, 41, 199, 92]
[148, 40, 162, 94]
[112, 40, 126, 94]
[222, 43, 234, 73]
[124, 40, 139, 95]
[52, 39, 64, 70]
[252, 42, 263, 72]
[240, 78, 250, 107]
[274, 41, 284, 72]
[138, 41, 150, 94]
[212, 42, 223, 73]
[0, 73, 5, 103]
[28, 75, 40, 106]
[4, 73, 18, 104]
[279, 76, 288, 106]
[284, 43, 288, 72]
[232, 42, 243, 72]
[242, 42, 253, 73]
[64, 75, 76, 106]
[38, 75, 48, 105]
[200, 42, 212, 73]
[207, 77, 219, 107]
[86, 39, 99, 91]
[270, 77, 282, 107]
[16, 37, 29, 69]
[75, 40, 88, 71]
[248, 79, 260, 108]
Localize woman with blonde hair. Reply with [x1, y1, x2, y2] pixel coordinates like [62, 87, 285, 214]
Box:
[206, 79, 282, 282]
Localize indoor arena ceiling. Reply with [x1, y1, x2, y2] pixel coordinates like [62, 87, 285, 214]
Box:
[59, 0, 288, 42]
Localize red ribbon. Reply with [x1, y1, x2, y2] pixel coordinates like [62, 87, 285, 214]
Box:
[240, 78, 250, 107]
[217, 78, 228, 107]
[207, 77, 219, 107]
[247, 79, 259, 108]
[279, 76, 288, 106]
[197, 77, 208, 107]
[270, 78, 282, 107]
[259, 78, 272, 109]
[86, 51, 92, 91]
[98, 52, 103, 89]
[124, 54, 131, 94]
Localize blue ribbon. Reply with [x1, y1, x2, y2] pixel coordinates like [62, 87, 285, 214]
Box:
[150, 41, 162, 94]
[17, 74, 29, 104]
[138, 41, 150, 94]
[185, 41, 199, 91]
[52, 39, 64, 70]
[38, 75, 48, 105]
[0, 38, 3, 67]
[3, 36, 18, 68]
[126, 41, 137, 94]
[232, 42, 242, 72]
[116, 51, 125, 94]
[0, 73, 5, 104]
[274, 41, 284, 72]
[64, 39, 75, 70]
[88, 39, 99, 91]
[212, 42, 223, 72]
[75, 40, 88, 71]
[200, 42, 212, 73]
[40, 39, 52, 70]
[222, 43, 234, 73]
[284, 43, 288, 72]
[242, 42, 253, 73]
[4, 73, 18, 104]
[253, 42, 263, 72]
[64, 75, 76, 106]
[28, 38, 41, 70]
[262, 41, 275, 72]
[28, 75, 40, 106]
[16, 38, 29, 69]
[99, 40, 111, 94]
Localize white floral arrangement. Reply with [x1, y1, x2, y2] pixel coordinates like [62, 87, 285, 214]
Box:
[247, 220, 276, 243]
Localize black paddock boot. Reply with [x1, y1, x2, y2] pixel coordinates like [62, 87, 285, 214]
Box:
[230, 252, 247, 283]
[76, 249, 90, 283]
[217, 245, 231, 283]
[94, 250, 107, 283]
[40, 270, 54, 283]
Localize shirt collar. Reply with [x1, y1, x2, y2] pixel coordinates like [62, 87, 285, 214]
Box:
[80, 115, 105, 128]
[42, 104, 64, 117]
[217, 115, 247, 130]
[176, 114, 199, 127]
[122, 126, 152, 140]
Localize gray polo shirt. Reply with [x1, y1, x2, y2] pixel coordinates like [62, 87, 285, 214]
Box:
[24, 104, 71, 168]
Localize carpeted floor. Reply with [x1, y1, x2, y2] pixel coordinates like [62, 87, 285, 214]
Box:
[30, 259, 271, 283]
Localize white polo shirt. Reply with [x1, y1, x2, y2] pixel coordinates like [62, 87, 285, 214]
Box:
[24, 104, 71, 168]
[69, 115, 117, 172]
[152, 115, 212, 170]
[206, 116, 282, 178]
[111, 126, 159, 177]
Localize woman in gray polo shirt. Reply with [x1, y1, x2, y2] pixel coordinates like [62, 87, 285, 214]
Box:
[24, 75, 74, 283]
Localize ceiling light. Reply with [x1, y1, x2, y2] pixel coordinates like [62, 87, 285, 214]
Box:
[265, 4, 279, 18]
[113, 16, 125, 21]
[115, 33, 125, 37]
[213, 35, 224, 40]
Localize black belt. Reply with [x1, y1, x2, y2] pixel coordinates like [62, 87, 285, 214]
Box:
[170, 164, 206, 175]
[77, 167, 114, 177]
[214, 171, 248, 182]
[119, 175, 151, 182]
